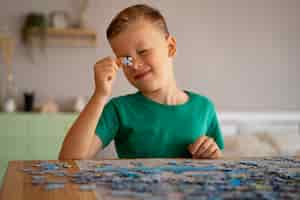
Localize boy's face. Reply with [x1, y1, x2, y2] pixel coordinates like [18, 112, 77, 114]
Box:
[109, 20, 176, 93]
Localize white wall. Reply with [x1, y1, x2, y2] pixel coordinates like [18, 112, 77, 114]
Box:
[0, 0, 299, 111]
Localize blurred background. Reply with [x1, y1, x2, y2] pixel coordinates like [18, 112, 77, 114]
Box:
[0, 0, 299, 183]
[0, 0, 299, 111]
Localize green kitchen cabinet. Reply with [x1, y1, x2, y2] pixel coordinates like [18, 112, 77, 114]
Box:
[0, 112, 78, 184]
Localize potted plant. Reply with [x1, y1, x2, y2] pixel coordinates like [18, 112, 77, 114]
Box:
[21, 12, 47, 50]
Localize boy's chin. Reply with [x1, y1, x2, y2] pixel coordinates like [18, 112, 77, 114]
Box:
[134, 82, 162, 93]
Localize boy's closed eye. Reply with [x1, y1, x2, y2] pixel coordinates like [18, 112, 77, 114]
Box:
[137, 48, 151, 56]
[137, 49, 148, 54]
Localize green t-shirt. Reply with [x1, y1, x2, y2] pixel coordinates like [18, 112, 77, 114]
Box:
[95, 91, 224, 158]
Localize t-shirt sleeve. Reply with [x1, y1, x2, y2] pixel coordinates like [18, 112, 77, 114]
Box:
[95, 100, 120, 148]
[206, 102, 224, 150]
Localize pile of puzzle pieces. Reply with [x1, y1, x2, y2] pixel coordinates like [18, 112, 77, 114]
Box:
[21, 157, 300, 199]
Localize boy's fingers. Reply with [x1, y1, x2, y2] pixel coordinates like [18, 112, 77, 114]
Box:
[94, 57, 120, 72]
[115, 58, 122, 68]
[189, 136, 206, 155]
[199, 143, 217, 158]
[209, 147, 221, 159]
[194, 137, 215, 158]
[195, 139, 212, 157]
[210, 149, 220, 159]
[116, 57, 127, 69]
[112, 59, 121, 71]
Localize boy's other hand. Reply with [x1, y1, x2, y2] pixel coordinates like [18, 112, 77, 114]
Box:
[94, 57, 120, 97]
[188, 136, 221, 159]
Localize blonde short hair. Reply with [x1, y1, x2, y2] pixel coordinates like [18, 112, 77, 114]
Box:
[106, 4, 169, 40]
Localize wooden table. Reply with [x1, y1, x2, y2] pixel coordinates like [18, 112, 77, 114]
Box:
[1, 157, 300, 200]
[0, 160, 97, 200]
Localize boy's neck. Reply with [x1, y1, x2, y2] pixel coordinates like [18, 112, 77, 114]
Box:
[141, 81, 189, 105]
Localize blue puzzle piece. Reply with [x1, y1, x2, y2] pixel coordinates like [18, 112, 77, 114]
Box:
[79, 184, 96, 191]
[229, 178, 241, 187]
[44, 183, 65, 191]
[122, 56, 133, 66]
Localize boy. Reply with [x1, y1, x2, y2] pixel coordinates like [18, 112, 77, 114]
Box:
[59, 4, 224, 160]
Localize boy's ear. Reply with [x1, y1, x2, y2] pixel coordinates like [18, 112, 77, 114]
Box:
[167, 36, 176, 57]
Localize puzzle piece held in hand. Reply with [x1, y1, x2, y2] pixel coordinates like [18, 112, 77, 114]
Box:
[121, 56, 134, 67]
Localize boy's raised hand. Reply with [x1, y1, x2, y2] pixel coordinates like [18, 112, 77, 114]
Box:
[93, 57, 121, 97]
[188, 136, 221, 159]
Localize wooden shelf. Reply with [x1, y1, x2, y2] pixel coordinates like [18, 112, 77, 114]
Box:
[46, 28, 96, 38]
[28, 27, 97, 47]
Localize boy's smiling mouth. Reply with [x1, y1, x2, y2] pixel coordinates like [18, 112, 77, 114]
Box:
[133, 69, 152, 80]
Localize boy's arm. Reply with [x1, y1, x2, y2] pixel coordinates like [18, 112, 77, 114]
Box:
[188, 101, 224, 159]
[86, 134, 102, 159]
[59, 57, 119, 160]
[59, 93, 107, 160]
